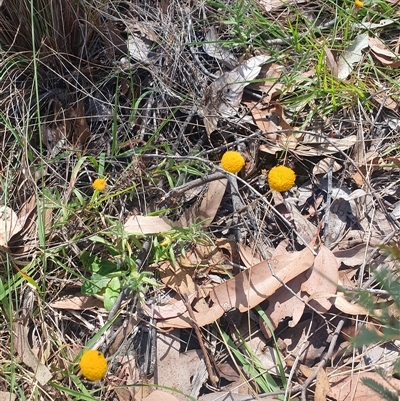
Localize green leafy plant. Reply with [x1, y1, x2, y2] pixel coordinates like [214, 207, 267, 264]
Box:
[80, 219, 210, 310]
[80, 226, 157, 310]
[351, 243, 400, 400]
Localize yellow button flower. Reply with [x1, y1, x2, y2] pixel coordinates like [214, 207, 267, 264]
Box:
[92, 177, 107, 191]
[79, 350, 108, 381]
[354, 0, 363, 7]
[221, 151, 245, 173]
[268, 165, 296, 192]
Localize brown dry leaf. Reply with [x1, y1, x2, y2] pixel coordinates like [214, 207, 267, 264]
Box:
[334, 292, 369, 315]
[114, 387, 134, 401]
[124, 215, 173, 234]
[293, 135, 357, 156]
[49, 294, 104, 310]
[262, 272, 307, 336]
[0, 206, 23, 247]
[255, 0, 307, 11]
[196, 178, 227, 227]
[13, 322, 52, 385]
[0, 392, 16, 401]
[246, 62, 284, 104]
[337, 34, 369, 79]
[369, 36, 400, 68]
[238, 243, 262, 269]
[155, 331, 207, 401]
[313, 158, 342, 176]
[202, 55, 270, 135]
[142, 391, 181, 401]
[153, 242, 316, 329]
[72, 100, 91, 145]
[315, 368, 330, 401]
[324, 47, 338, 77]
[142, 292, 198, 320]
[333, 244, 370, 267]
[284, 201, 317, 245]
[211, 240, 316, 312]
[329, 371, 400, 400]
[301, 245, 339, 313]
[158, 261, 197, 296]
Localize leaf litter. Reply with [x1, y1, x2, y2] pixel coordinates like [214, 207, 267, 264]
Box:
[1, 0, 400, 400]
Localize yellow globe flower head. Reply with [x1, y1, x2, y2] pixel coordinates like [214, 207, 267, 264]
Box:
[79, 350, 108, 381]
[268, 165, 296, 192]
[354, 0, 363, 7]
[92, 177, 107, 191]
[221, 151, 245, 174]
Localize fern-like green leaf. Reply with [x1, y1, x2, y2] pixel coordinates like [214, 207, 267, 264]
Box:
[361, 377, 398, 401]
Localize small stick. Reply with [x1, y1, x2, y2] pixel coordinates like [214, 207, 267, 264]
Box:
[300, 319, 345, 401]
[181, 293, 219, 388]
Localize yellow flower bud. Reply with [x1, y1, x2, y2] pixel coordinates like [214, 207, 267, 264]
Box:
[267, 165, 296, 192]
[221, 151, 245, 174]
[79, 350, 108, 381]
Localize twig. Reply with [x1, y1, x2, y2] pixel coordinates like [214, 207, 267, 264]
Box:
[165, 171, 226, 201]
[181, 293, 219, 388]
[323, 159, 334, 247]
[300, 319, 345, 401]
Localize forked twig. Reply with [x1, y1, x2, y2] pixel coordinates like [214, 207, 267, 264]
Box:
[300, 319, 345, 400]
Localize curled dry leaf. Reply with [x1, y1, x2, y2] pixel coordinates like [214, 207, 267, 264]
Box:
[369, 36, 400, 68]
[13, 322, 52, 385]
[313, 158, 342, 176]
[203, 26, 238, 68]
[194, 178, 227, 227]
[0, 205, 23, 247]
[334, 291, 369, 315]
[202, 55, 270, 135]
